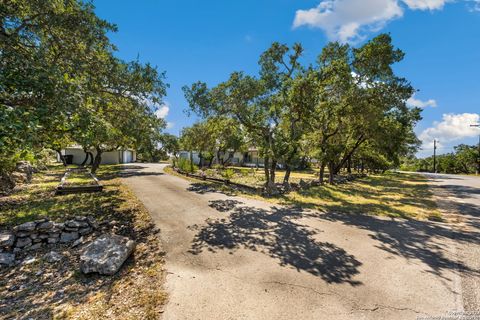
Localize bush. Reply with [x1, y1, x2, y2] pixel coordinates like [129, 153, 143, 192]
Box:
[178, 157, 197, 173]
[222, 168, 235, 180]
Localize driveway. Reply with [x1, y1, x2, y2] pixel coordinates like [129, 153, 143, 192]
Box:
[121, 163, 475, 320]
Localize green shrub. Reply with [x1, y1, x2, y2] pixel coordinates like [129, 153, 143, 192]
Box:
[178, 157, 197, 173]
[222, 168, 235, 180]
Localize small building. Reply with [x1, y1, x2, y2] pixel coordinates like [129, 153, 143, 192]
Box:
[178, 148, 265, 167]
[59, 146, 136, 165]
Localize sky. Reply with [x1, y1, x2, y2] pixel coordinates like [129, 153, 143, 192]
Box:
[94, 0, 480, 158]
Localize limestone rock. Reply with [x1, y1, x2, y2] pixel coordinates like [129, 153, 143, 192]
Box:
[0, 232, 15, 248]
[43, 251, 63, 263]
[66, 220, 89, 228]
[48, 238, 59, 244]
[16, 237, 32, 248]
[60, 232, 79, 243]
[72, 236, 84, 248]
[86, 216, 99, 229]
[79, 227, 92, 236]
[80, 235, 135, 275]
[14, 221, 36, 233]
[37, 221, 54, 231]
[0, 253, 15, 266]
[28, 243, 42, 250]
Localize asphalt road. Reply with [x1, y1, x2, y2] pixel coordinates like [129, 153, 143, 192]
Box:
[121, 164, 475, 320]
[418, 173, 480, 311]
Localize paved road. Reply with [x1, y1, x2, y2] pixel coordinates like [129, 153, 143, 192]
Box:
[122, 164, 472, 320]
[419, 173, 480, 311]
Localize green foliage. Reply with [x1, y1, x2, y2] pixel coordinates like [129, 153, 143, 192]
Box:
[222, 168, 235, 180]
[178, 158, 197, 173]
[184, 34, 421, 190]
[0, 0, 167, 175]
[401, 144, 479, 174]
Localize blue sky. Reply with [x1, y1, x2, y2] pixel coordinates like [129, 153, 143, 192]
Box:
[94, 0, 480, 158]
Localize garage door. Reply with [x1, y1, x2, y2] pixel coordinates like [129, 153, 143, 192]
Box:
[124, 151, 133, 163]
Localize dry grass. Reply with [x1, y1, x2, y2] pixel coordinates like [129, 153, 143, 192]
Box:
[280, 172, 442, 221]
[167, 166, 441, 221]
[0, 165, 166, 319]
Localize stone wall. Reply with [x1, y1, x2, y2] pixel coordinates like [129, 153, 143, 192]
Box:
[0, 216, 98, 254]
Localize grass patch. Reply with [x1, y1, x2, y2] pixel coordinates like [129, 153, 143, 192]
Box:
[0, 165, 166, 319]
[280, 172, 441, 220]
[167, 166, 441, 221]
[63, 170, 98, 187]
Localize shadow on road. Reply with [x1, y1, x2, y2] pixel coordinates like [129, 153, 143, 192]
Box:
[313, 212, 480, 280]
[100, 165, 165, 181]
[189, 202, 362, 285]
[188, 197, 480, 286]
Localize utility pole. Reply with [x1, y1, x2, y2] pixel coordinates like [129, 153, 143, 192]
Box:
[471, 124, 480, 175]
[433, 139, 437, 173]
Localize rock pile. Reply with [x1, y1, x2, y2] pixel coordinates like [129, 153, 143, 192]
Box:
[11, 161, 35, 184]
[0, 216, 97, 258]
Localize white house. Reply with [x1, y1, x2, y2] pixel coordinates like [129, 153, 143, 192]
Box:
[178, 148, 265, 167]
[59, 146, 136, 165]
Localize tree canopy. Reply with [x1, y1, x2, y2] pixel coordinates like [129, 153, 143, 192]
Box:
[1, 0, 167, 174]
[183, 34, 422, 193]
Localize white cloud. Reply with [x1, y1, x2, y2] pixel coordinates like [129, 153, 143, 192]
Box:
[470, 0, 480, 11]
[293, 0, 452, 42]
[419, 113, 480, 149]
[154, 102, 170, 119]
[407, 95, 437, 108]
[166, 122, 175, 129]
[403, 0, 450, 10]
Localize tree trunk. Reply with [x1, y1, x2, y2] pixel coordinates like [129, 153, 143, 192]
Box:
[55, 149, 67, 166]
[347, 157, 352, 174]
[270, 160, 277, 184]
[319, 162, 326, 184]
[91, 148, 103, 174]
[87, 152, 94, 166]
[283, 165, 291, 184]
[189, 151, 194, 172]
[81, 148, 89, 167]
[328, 161, 335, 184]
[263, 156, 270, 183]
[199, 153, 203, 168]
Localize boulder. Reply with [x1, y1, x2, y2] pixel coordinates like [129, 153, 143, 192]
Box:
[11, 172, 29, 184]
[60, 232, 79, 243]
[14, 221, 36, 233]
[0, 232, 15, 248]
[79, 227, 92, 236]
[72, 236, 84, 247]
[37, 221, 54, 231]
[16, 237, 32, 248]
[66, 220, 89, 228]
[28, 243, 42, 250]
[43, 251, 63, 263]
[0, 253, 15, 266]
[86, 216, 99, 229]
[48, 238, 59, 244]
[80, 235, 135, 275]
[15, 161, 33, 182]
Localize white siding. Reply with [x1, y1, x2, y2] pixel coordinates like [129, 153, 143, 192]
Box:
[62, 148, 122, 165]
